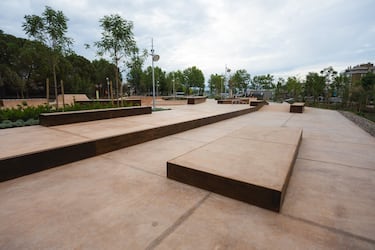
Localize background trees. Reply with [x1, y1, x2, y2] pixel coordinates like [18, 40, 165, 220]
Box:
[183, 66, 205, 95]
[251, 74, 274, 90]
[230, 69, 251, 95]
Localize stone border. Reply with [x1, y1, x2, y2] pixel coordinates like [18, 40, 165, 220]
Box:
[339, 111, 375, 137]
[39, 106, 151, 126]
[0, 105, 266, 182]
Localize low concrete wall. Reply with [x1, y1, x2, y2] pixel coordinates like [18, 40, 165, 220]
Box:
[39, 106, 151, 126]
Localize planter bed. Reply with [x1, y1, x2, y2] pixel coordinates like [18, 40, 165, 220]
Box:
[39, 106, 151, 126]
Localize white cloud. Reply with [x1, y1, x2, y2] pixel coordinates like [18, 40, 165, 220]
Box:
[0, 0, 374, 82]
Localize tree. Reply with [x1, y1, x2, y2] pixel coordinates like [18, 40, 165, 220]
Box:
[274, 77, 286, 101]
[251, 74, 274, 90]
[332, 73, 349, 105]
[352, 72, 375, 111]
[305, 72, 325, 103]
[95, 14, 136, 104]
[23, 6, 73, 107]
[320, 66, 337, 101]
[127, 47, 148, 95]
[230, 69, 251, 94]
[183, 66, 205, 95]
[208, 74, 223, 96]
[285, 76, 302, 100]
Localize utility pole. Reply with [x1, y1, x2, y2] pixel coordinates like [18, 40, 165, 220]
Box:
[151, 38, 160, 109]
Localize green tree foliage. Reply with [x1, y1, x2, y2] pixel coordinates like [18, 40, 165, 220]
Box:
[230, 69, 251, 94]
[305, 72, 325, 103]
[320, 66, 337, 100]
[332, 73, 349, 103]
[127, 48, 148, 95]
[351, 72, 375, 111]
[208, 74, 223, 95]
[92, 59, 117, 97]
[0, 32, 50, 98]
[285, 76, 303, 100]
[95, 14, 136, 103]
[251, 74, 274, 90]
[141, 66, 166, 95]
[274, 77, 287, 101]
[183, 66, 205, 95]
[23, 6, 73, 106]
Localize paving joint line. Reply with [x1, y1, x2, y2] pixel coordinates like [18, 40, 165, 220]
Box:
[281, 114, 294, 127]
[297, 157, 375, 172]
[145, 193, 211, 250]
[282, 213, 375, 245]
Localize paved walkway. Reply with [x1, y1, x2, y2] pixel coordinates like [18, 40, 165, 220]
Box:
[0, 102, 374, 249]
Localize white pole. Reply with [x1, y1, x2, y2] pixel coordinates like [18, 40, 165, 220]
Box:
[151, 38, 156, 109]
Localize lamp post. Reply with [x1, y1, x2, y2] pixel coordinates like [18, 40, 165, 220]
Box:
[106, 77, 110, 99]
[151, 38, 160, 109]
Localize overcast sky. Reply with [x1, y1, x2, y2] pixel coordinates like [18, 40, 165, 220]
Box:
[1, 0, 374, 81]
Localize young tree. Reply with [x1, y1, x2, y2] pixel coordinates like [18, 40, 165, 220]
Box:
[208, 74, 223, 96]
[230, 69, 251, 94]
[95, 14, 136, 105]
[23, 6, 73, 107]
[305, 72, 325, 103]
[286, 76, 303, 100]
[127, 47, 148, 95]
[252, 74, 274, 90]
[183, 66, 205, 95]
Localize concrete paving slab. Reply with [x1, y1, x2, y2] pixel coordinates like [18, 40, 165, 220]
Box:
[155, 194, 374, 250]
[0, 156, 208, 249]
[167, 126, 302, 212]
[0, 102, 374, 249]
[298, 138, 375, 170]
[102, 136, 206, 176]
[283, 158, 375, 241]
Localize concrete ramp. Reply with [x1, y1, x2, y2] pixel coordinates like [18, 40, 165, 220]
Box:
[167, 126, 302, 212]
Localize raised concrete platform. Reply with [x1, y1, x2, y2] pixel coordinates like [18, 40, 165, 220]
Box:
[0, 101, 263, 182]
[167, 126, 303, 212]
[187, 96, 207, 104]
[290, 102, 305, 113]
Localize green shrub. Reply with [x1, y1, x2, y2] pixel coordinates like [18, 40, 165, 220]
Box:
[0, 120, 13, 129]
[13, 119, 25, 127]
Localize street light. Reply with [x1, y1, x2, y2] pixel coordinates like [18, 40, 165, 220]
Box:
[151, 38, 160, 109]
[106, 77, 110, 99]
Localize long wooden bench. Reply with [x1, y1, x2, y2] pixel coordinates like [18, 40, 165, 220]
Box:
[187, 96, 207, 104]
[39, 106, 151, 126]
[290, 102, 305, 113]
[167, 126, 303, 212]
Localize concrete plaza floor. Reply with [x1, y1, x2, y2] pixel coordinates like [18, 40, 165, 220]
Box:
[0, 100, 374, 249]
